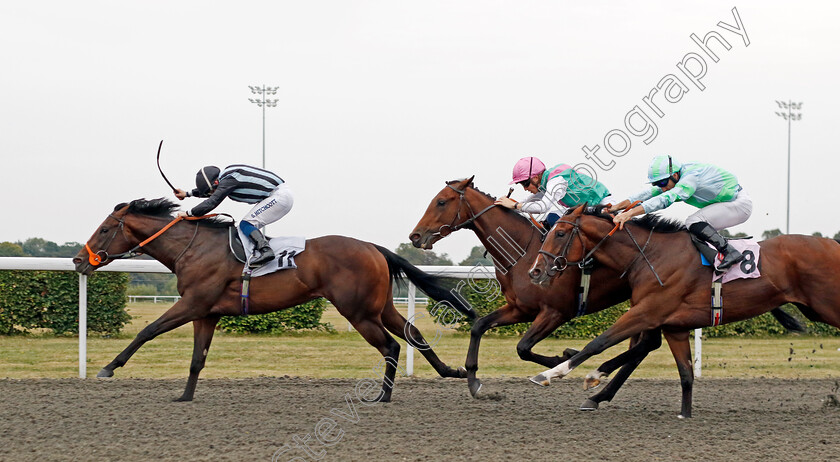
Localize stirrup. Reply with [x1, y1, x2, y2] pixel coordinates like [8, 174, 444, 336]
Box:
[717, 250, 744, 271]
[249, 249, 275, 268]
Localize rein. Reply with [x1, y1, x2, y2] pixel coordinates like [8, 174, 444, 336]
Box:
[84, 213, 222, 266]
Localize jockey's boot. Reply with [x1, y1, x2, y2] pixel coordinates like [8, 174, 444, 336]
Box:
[247, 229, 275, 268]
[688, 222, 744, 271]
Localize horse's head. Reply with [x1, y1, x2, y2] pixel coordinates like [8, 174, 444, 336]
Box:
[409, 176, 479, 249]
[73, 203, 136, 275]
[527, 205, 588, 285]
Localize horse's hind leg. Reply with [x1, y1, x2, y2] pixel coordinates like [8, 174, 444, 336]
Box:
[351, 318, 401, 403]
[663, 330, 693, 418]
[175, 315, 220, 402]
[380, 301, 463, 379]
[98, 299, 201, 378]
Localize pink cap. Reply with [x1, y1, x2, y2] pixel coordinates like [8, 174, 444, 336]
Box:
[510, 157, 546, 184]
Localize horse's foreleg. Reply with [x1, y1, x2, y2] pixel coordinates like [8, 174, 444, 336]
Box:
[663, 330, 694, 418]
[465, 305, 530, 397]
[516, 310, 574, 368]
[175, 316, 221, 402]
[98, 299, 200, 378]
[530, 307, 652, 386]
[582, 332, 644, 390]
[580, 329, 662, 411]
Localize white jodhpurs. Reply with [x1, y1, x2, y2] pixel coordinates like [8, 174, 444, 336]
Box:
[685, 189, 752, 231]
[242, 183, 294, 227]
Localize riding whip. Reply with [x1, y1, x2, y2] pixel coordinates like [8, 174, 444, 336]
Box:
[155, 140, 178, 193]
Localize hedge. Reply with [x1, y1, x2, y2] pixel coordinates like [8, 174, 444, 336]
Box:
[0, 270, 130, 335]
[216, 298, 330, 334]
[429, 277, 840, 338]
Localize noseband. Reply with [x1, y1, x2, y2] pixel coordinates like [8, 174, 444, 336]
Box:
[84, 214, 128, 266]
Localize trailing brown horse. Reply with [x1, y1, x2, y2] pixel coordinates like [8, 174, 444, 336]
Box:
[528, 205, 837, 416]
[73, 198, 474, 402]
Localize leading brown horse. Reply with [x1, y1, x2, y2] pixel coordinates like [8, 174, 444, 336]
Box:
[73, 198, 474, 402]
[528, 205, 839, 416]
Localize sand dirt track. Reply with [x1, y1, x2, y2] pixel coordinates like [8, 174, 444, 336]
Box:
[1, 377, 839, 461]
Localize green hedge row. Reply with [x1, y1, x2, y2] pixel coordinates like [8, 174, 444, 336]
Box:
[0, 270, 130, 335]
[431, 278, 840, 338]
[216, 298, 330, 334]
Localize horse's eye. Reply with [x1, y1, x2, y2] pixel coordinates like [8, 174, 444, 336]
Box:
[555, 230, 565, 238]
[100, 228, 109, 234]
[437, 199, 446, 206]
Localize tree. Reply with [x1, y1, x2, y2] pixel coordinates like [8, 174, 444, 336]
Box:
[812, 231, 824, 238]
[394, 243, 453, 266]
[833, 231, 840, 240]
[762, 229, 783, 240]
[0, 242, 25, 257]
[459, 246, 493, 266]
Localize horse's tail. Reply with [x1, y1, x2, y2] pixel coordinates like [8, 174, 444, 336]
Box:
[770, 306, 808, 333]
[373, 244, 477, 320]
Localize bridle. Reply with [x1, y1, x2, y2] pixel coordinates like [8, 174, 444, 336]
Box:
[536, 208, 663, 286]
[83, 212, 223, 267]
[537, 216, 618, 276]
[433, 183, 499, 238]
[84, 213, 128, 266]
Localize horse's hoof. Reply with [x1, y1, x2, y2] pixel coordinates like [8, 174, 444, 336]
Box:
[457, 367, 468, 379]
[96, 368, 114, 378]
[529, 374, 550, 387]
[173, 395, 193, 402]
[562, 348, 579, 360]
[579, 399, 599, 411]
[468, 379, 483, 398]
[677, 414, 686, 419]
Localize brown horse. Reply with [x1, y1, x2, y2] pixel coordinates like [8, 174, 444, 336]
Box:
[410, 178, 668, 403]
[73, 198, 474, 402]
[528, 205, 838, 416]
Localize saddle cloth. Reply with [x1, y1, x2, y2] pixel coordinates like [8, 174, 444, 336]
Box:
[694, 237, 761, 284]
[231, 227, 306, 277]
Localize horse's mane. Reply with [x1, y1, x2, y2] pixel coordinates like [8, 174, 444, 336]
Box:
[115, 198, 232, 227]
[581, 208, 685, 233]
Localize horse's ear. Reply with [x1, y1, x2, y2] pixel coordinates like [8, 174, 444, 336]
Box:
[466, 175, 475, 187]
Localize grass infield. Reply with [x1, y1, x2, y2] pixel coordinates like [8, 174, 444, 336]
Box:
[0, 302, 838, 380]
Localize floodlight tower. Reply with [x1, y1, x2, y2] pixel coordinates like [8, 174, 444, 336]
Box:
[248, 85, 279, 168]
[774, 100, 803, 235]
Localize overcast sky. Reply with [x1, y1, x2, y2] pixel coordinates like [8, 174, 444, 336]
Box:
[2, 1, 837, 263]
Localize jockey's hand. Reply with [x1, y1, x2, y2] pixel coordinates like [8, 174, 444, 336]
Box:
[613, 211, 635, 230]
[176, 211, 190, 219]
[494, 197, 518, 209]
[174, 189, 188, 200]
[608, 199, 631, 213]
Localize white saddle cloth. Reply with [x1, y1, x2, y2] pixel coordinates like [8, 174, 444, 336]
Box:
[237, 228, 306, 277]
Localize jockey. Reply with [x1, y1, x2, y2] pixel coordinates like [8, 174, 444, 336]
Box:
[495, 156, 612, 226]
[175, 164, 293, 268]
[611, 155, 752, 271]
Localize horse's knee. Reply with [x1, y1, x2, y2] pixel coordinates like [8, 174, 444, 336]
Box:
[516, 342, 532, 360]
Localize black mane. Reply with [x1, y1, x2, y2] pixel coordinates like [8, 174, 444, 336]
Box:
[582, 208, 685, 233]
[115, 198, 232, 226]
